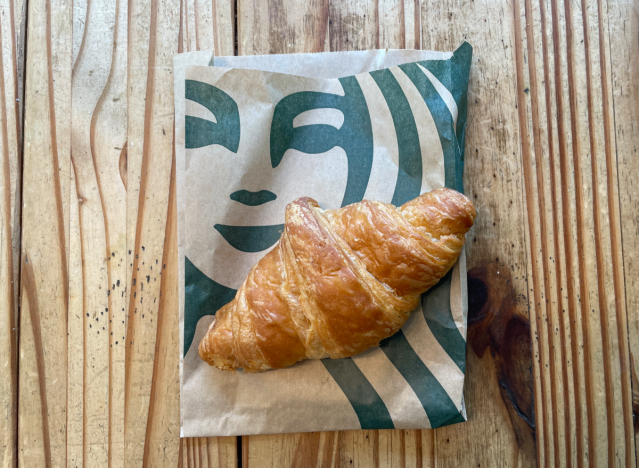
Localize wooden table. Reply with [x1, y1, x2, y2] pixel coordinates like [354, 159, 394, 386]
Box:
[1, 0, 637, 465]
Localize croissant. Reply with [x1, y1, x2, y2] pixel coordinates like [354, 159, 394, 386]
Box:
[199, 188, 476, 372]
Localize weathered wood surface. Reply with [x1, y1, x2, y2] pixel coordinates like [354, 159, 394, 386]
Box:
[17, 0, 236, 465]
[3, 0, 637, 466]
[0, 0, 25, 464]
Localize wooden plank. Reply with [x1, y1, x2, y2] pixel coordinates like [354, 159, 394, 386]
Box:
[606, 0, 639, 461]
[124, 0, 182, 464]
[0, 0, 24, 462]
[67, 167, 84, 468]
[68, 0, 129, 461]
[18, 0, 73, 465]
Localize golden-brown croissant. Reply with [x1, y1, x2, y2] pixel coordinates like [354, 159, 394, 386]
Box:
[199, 188, 476, 372]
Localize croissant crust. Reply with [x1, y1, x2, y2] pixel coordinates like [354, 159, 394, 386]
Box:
[199, 188, 476, 372]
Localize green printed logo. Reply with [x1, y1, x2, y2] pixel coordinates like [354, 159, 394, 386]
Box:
[186, 80, 240, 151]
[270, 76, 374, 207]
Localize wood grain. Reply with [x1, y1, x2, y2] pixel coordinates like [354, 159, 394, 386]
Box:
[69, 0, 129, 461]
[238, 0, 329, 55]
[512, 0, 636, 464]
[18, 0, 72, 463]
[9, 0, 639, 466]
[16, 0, 235, 464]
[607, 0, 639, 459]
[124, 0, 183, 463]
[182, 0, 234, 55]
[0, 0, 24, 463]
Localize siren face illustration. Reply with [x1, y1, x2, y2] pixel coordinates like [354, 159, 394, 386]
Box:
[182, 55, 470, 356]
[185, 76, 380, 289]
[180, 45, 474, 437]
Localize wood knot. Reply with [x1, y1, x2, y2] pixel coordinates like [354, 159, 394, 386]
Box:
[467, 261, 535, 455]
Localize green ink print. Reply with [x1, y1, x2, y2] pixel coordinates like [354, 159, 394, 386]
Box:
[184, 257, 237, 356]
[185, 80, 240, 151]
[270, 76, 374, 207]
[230, 189, 277, 206]
[421, 271, 467, 373]
[214, 224, 284, 253]
[369, 68, 422, 206]
[420, 42, 473, 179]
[380, 330, 465, 428]
[322, 358, 395, 429]
[399, 62, 462, 193]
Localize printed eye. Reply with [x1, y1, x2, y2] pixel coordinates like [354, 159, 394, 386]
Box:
[185, 80, 240, 151]
[292, 108, 344, 130]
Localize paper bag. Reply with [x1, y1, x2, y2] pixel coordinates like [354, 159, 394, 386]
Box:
[175, 43, 473, 437]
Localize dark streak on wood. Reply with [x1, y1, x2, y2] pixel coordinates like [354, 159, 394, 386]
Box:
[0, 8, 18, 466]
[398, 0, 405, 49]
[467, 262, 536, 463]
[232, 0, 238, 56]
[399, 430, 406, 468]
[414, 0, 420, 50]
[186, 437, 193, 467]
[415, 429, 422, 468]
[629, 353, 639, 433]
[317, 0, 330, 53]
[373, 0, 379, 49]
[372, 430, 379, 468]
[22, 252, 53, 468]
[242, 435, 249, 467]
